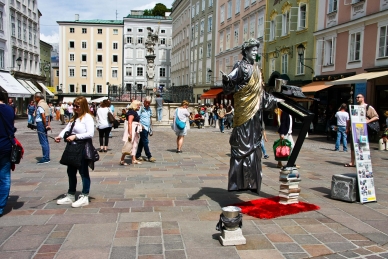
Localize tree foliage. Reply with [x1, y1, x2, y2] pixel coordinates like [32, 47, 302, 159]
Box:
[152, 3, 169, 16]
[143, 9, 152, 16]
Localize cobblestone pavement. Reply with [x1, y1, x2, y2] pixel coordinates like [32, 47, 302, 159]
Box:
[1, 118, 388, 259]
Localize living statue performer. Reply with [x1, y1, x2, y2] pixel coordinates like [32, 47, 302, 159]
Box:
[221, 38, 283, 194]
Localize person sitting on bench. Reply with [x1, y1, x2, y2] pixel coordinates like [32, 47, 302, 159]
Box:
[194, 111, 205, 128]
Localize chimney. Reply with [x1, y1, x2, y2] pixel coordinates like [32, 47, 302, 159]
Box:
[75, 14, 79, 21]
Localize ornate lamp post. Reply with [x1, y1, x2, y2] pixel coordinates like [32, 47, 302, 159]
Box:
[107, 82, 111, 100]
[297, 44, 314, 74]
[16, 57, 22, 71]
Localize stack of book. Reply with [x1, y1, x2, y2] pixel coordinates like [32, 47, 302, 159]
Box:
[279, 171, 301, 204]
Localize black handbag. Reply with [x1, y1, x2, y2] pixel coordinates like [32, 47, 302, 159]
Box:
[0, 112, 22, 164]
[59, 121, 85, 167]
[366, 105, 380, 134]
[108, 112, 116, 123]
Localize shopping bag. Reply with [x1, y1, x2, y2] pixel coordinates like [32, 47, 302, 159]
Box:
[121, 141, 132, 155]
[273, 139, 292, 161]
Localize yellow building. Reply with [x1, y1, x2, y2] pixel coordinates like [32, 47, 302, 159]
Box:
[57, 16, 123, 102]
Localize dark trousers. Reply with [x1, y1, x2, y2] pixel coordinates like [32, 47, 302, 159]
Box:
[67, 153, 90, 195]
[98, 127, 112, 146]
[136, 130, 152, 159]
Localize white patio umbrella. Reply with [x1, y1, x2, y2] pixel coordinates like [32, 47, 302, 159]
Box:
[90, 96, 108, 103]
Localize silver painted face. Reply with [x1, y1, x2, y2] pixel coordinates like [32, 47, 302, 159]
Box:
[245, 46, 258, 63]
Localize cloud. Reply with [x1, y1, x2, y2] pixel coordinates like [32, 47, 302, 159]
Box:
[40, 32, 59, 44]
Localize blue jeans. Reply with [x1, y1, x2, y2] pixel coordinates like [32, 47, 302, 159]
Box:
[36, 122, 50, 161]
[219, 118, 224, 132]
[157, 107, 163, 122]
[28, 114, 35, 124]
[67, 152, 90, 195]
[261, 139, 267, 156]
[136, 130, 152, 158]
[0, 153, 11, 214]
[335, 126, 347, 151]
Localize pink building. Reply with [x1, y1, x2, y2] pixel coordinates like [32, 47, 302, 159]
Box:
[314, 0, 388, 122]
[215, 0, 266, 96]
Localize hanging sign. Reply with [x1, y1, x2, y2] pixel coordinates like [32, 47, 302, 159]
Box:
[349, 105, 377, 203]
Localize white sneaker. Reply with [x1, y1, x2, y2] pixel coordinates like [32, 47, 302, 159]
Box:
[71, 194, 89, 208]
[57, 194, 75, 205]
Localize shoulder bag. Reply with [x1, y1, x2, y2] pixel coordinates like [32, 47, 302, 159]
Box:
[0, 112, 23, 164]
[175, 109, 186, 130]
[60, 121, 86, 168]
[366, 105, 380, 134]
[273, 139, 292, 161]
[108, 111, 116, 123]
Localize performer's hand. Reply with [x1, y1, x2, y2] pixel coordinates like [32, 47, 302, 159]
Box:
[277, 98, 285, 103]
[220, 71, 229, 82]
[280, 134, 285, 140]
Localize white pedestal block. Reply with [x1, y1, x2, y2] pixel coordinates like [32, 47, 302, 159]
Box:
[219, 228, 246, 246]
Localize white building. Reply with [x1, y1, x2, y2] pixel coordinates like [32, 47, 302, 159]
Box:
[123, 12, 172, 93]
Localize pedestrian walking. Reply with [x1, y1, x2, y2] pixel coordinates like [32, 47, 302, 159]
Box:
[212, 103, 219, 127]
[120, 100, 142, 165]
[225, 104, 234, 129]
[155, 93, 164, 122]
[67, 102, 74, 121]
[136, 96, 156, 162]
[96, 99, 112, 153]
[221, 38, 282, 194]
[48, 103, 54, 122]
[108, 100, 114, 138]
[54, 96, 95, 208]
[217, 104, 226, 133]
[261, 127, 269, 159]
[26, 100, 36, 125]
[55, 103, 60, 121]
[173, 100, 190, 153]
[60, 102, 68, 125]
[0, 91, 15, 216]
[34, 92, 51, 164]
[334, 103, 349, 152]
[7, 98, 17, 115]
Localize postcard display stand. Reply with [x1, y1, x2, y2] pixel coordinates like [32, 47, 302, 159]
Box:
[348, 105, 377, 203]
[272, 83, 315, 205]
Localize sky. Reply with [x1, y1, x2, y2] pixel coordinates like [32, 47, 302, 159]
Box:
[39, 0, 174, 45]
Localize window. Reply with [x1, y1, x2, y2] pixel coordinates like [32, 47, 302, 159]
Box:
[0, 50, 4, 69]
[195, 23, 198, 38]
[226, 30, 230, 49]
[244, 0, 250, 8]
[97, 85, 102, 93]
[138, 37, 143, 44]
[138, 28, 143, 32]
[127, 28, 132, 32]
[202, 0, 205, 11]
[160, 38, 166, 44]
[220, 5, 225, 23]
[70, 28, 74, 33]
[250, 17, 255, 38]
[227, 1, 232, 19]
[97, 55, 102, 62]
[328, 0, 337, 13]
[236, 0, 241, 14]
[349, 32, 361, 62]
[219, 32, 224, 52]
[29, 24, 32, 43]
[81, 68, 87, 77]
[282, 11, 290, 36]
[98, 29, 102, 34]
[17, 19, 21, 39]
[298, 4, 306, 30]
[200, 20, 204, 34]
[82, 41, 87, 49]
[126, 67, 132, 76]
[234, 26, 239, 46]
[159, 49, 166, 60]
[324, 38, 335, 65]
[281, 54, 288, 74]
[81, 54, 87, 62]
[23, 21, 26, 41]
[97, 69, 102, 77]
[196, 2, 199, 14]
[33, 25, 37, 45]
[11, 14, 15, 36]
[207, 16, 212, 32]
[69, 41, 75, 48]
[113, 42, 118, 49]
[270, 19, 276, 41]
[112, 69, 118, 78]
[97, 42, 102, 49]
[137, 67, 143, 76]
[70, 54, 74, 61]
[297, 52, 305, 74]
[207, 42, 212, 57]
[270, 58, 275, 74]
[378, 25, 388, 58]
[192, 6, 195, 18]
[82, 28, 87, 33]
[127, 37, 132, 43]
[257, 17, 264, 38]
[69, 68, 75, 77]
[137, 49, 144, 58]
[81, 85, 86, 93]
[243, 19, 248, 41]
[69, 84, 75, 92]
[160, 67, 166, 77]
[112, 55, 118, 62]
[209, 0, 213, 7]
[113, 29, 118, 35]
[161, 29, 165, 33]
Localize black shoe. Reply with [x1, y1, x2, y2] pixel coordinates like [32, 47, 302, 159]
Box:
[98, 149, 103, 152]
[176, 150, 182, 153]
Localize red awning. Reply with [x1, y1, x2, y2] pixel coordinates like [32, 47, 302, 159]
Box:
[200, 88, 223, 99]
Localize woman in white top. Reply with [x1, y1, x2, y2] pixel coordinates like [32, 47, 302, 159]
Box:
[54, 96, 95, 208]
[96, 99, 112, 152]
[173, 100, 190, 153]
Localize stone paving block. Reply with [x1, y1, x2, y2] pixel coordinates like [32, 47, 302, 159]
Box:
[113, 237, 138, 247]
[138, 255, 164, 259]
[282, 226, 308, 235]
[366, 245, 388, 253]
[37, 244, 61, 254]
[60, 223, 116, 250]
[187, 247, 240, 258]
[44, 238, 66, 245]
[139, 227, 162, 236]
[0, 251, 35, 259]
[313, 233, 349, 243]
[164, 242, 184, 250]
[180, 221, 223, 249]
[33, 252, 56, 259]
[290, 234, 321, 245]
[266, 233, 294, 243]
[338, 250, 361, 258]
[0, 226, 18, 244]
[236, 234, 274, 250]
[362, 233, 388, 245]
[110, 246, 136, 259]
[273, 243, 305, 253]
[237, 249, 285, 259]
[1, 233, 47, 251]
[138, 244, 163, 255]
[256, 223, 284, 234]
[48, 213, 117, 225]
[0, 215, 52, 227]
[165, 250, 187, 259]
[119, 212, 161, 222]
[164, 235, 183, 243]
[325, 242, 357, 252]
[139, 236, 162, 244]
[161, 212, 199, 221]
[55, 248, 110, 259]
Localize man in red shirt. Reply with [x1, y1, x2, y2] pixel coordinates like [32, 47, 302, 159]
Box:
[194, 112, 204, 129]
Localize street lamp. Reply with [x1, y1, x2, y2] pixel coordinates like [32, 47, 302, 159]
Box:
[208, 69, 212, 83]
[16, 57, 22, 71]
[297, 43, 314, 74]
[106, 82, 111, 100]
